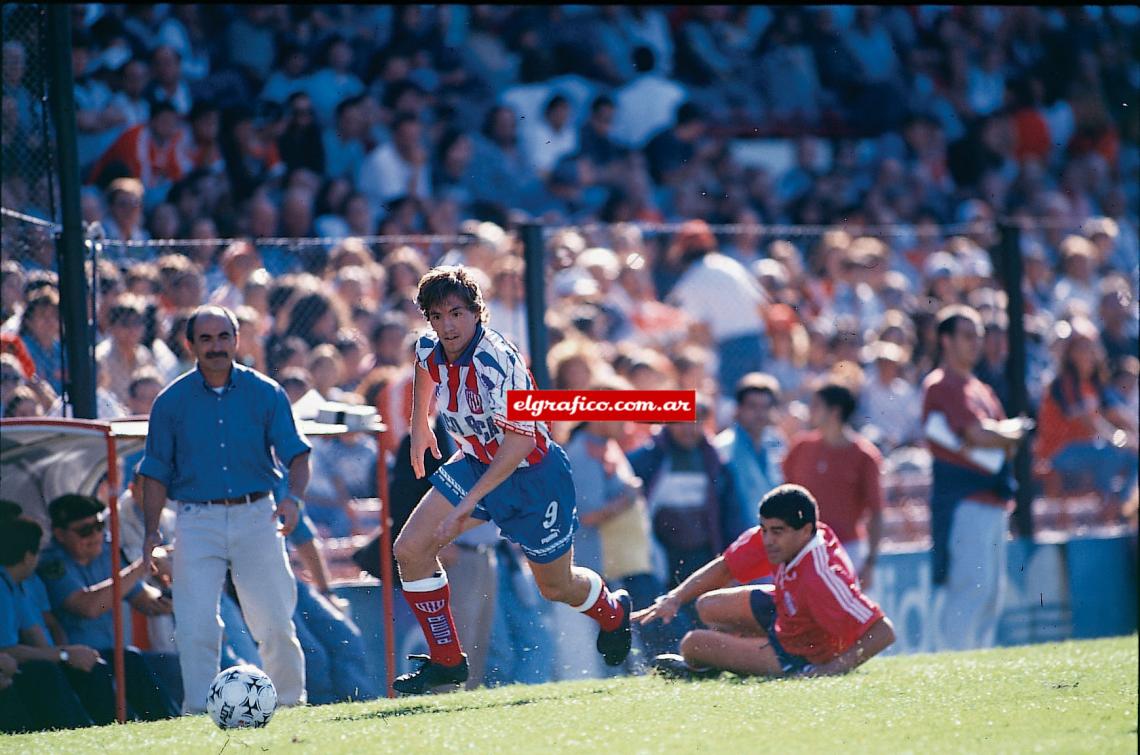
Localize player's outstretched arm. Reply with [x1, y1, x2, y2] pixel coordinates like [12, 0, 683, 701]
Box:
[633, 556, 734, 625]
[802, 616, 896, 677]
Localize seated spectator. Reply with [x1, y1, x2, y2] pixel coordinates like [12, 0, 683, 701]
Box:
[303, 431, 379, 538]
[71, 33, 128, 174]
[1, 513, 104, 730]
[303, 35, 365, 128]
[635, 485, 896, 680]
[521, 93, 579, 180]
[629, 398, 733, 596]
[88, 101, 190, 193]
[145, 45, 192, 116]
[861, 340, 922, 450]
[612, 46, 687, 150]
[36, 494, 180, 720]
[100, 177, 150, 245]
[277, 92, 325, 177]
[359, 113, 432, 218]
[185, 102, 224, 174]
[95, 294, 158, 406]
[1035, 316, 1139, 508]
[18, 288, 62, 395]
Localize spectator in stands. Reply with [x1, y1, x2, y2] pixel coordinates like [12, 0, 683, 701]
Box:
[95, 294, 158, 405]
[783, 382, 884, 586]
[521, 93, 578, 181]
[644, 102, 713, 188]
[714, 373, 788, 540]
[629, 398, 732, 596]
[100, 177, 149, 244]
[922, 305, 1026, 651]
[72, 32, 128, 175]
[860, 340, 922, 451]
[322, 95, 368, 184]
[18, 288, 61, 395]
[1035, 316, 1138, 510]
[303, 35, 365, 128]
[145, 45, 191, 116]
[260, 41, 311, 107]
[359, 113, 432, 216]
[185, 102, 223, 174]
[209, 240, 261, 311]
[220, 106, 284, 203]
[89, 100, 190, 193]
[469, 104, 546, 213]
[579, 95, 625, 174]
[36, 494, 180, 720]
[665, 220, 768, 396]
[1, 514, 106, 731]
[1097, 276, 1139, 366]
[304, 430, 379, 538]
[1052, 235, 1101, 316]
[125, 368, 164, 416]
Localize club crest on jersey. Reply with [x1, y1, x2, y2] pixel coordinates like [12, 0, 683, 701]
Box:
[465, 388, 483, 414]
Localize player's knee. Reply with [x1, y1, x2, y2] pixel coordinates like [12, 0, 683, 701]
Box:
[695, 593, 717, 624]
[679, 630, 704, 661]
[392, 531, 421, 569]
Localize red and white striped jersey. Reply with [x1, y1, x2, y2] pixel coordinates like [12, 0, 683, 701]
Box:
[772, 522, 884, 664]
[415, 323, 552, 467]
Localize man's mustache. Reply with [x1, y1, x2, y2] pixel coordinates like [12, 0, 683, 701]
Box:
[205, 351, 228, 359]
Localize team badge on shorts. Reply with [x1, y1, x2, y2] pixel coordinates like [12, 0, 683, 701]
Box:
[465, 388, 483, 414]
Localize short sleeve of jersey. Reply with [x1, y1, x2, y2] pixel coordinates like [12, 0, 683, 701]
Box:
[483, 337, 540, 438]
[722, 527, 773, 583]
[414, 331, 438, 376]
[799, 553, 884, 652]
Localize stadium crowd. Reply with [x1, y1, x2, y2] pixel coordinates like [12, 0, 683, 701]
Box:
[1, 4, 1138, 729]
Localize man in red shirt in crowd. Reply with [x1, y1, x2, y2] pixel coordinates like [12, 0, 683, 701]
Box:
[783, 382, 884, 587]
[634, 484, 895, 679]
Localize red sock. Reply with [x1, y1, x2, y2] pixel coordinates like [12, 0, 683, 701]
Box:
[402, 574, 464, 667]
[574, 570, 624, 631]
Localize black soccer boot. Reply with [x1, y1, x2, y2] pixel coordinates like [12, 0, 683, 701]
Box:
[651, 653, 722, 680]
[596, 589, 633, 666]
[392, 653, 469, 695]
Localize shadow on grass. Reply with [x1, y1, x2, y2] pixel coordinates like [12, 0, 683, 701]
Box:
[328, 686, 610, 723]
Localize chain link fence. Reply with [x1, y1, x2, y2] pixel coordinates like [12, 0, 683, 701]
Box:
[1, 4, 59, 268]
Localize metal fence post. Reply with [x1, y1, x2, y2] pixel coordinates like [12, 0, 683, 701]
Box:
[521, 222, 550, 389]
[46, 5, 96, 418]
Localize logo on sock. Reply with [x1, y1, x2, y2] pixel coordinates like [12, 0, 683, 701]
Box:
[426, 614, 453, 645]
[415, 600, 447, 613]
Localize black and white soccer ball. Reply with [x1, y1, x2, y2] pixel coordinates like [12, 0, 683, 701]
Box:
[206, 664, 278, 729]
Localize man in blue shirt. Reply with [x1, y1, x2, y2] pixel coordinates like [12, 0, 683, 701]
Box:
[1, 510, 103, 730]
[138, 304, 312, 714]
[36, 494, 179, 721]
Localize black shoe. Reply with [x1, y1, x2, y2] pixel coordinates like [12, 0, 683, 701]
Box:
[392, 653, 469, 695]
[651, 653, 722, 681]
[596, 589, 633, 667]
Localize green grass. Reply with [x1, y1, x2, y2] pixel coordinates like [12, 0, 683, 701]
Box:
[3, 635, 1136, 755]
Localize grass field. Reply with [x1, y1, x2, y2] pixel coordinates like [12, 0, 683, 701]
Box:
[2, 635, 1136, 755]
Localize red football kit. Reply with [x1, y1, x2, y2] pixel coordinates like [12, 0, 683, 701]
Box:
[722, 522, 884, 665]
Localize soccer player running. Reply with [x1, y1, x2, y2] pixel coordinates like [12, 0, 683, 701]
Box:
[634, 484, 895, 679]
[392, 266, 631, 693]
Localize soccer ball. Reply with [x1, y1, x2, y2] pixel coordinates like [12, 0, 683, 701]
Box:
[206, 664, 278, 729]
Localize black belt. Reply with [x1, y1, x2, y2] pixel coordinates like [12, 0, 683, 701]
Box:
[192, 491, 270, 506]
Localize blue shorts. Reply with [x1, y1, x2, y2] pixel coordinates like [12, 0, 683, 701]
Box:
[429, 444, 578, 564]
[749, 586, 812, 675]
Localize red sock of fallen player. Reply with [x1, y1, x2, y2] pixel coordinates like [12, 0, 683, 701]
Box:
[572, 569, 624, 631]
[401, 573, 465, 667]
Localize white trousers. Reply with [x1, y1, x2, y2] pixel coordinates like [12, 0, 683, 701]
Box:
[937, 499, 1008, 652]
[172, 496, 305, 713]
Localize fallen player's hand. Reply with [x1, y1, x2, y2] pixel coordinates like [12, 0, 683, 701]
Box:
[633, 592, 681, 625]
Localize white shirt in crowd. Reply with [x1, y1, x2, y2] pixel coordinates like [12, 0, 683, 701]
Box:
[667, 253, 767, 342]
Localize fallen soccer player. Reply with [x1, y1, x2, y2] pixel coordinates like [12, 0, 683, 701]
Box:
[634, 484, 895, 679]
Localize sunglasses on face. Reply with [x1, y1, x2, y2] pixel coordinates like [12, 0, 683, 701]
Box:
[70, 519, 106, 538]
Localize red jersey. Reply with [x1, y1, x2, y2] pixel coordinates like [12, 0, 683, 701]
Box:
[782, 431, 883, 544]
[722, 522, 884, 665]
[921, 367, 1009, 506]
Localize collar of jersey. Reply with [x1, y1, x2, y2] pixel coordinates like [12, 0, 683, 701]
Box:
[433, 323, 485, 367]
[784, 529, 825, 571]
